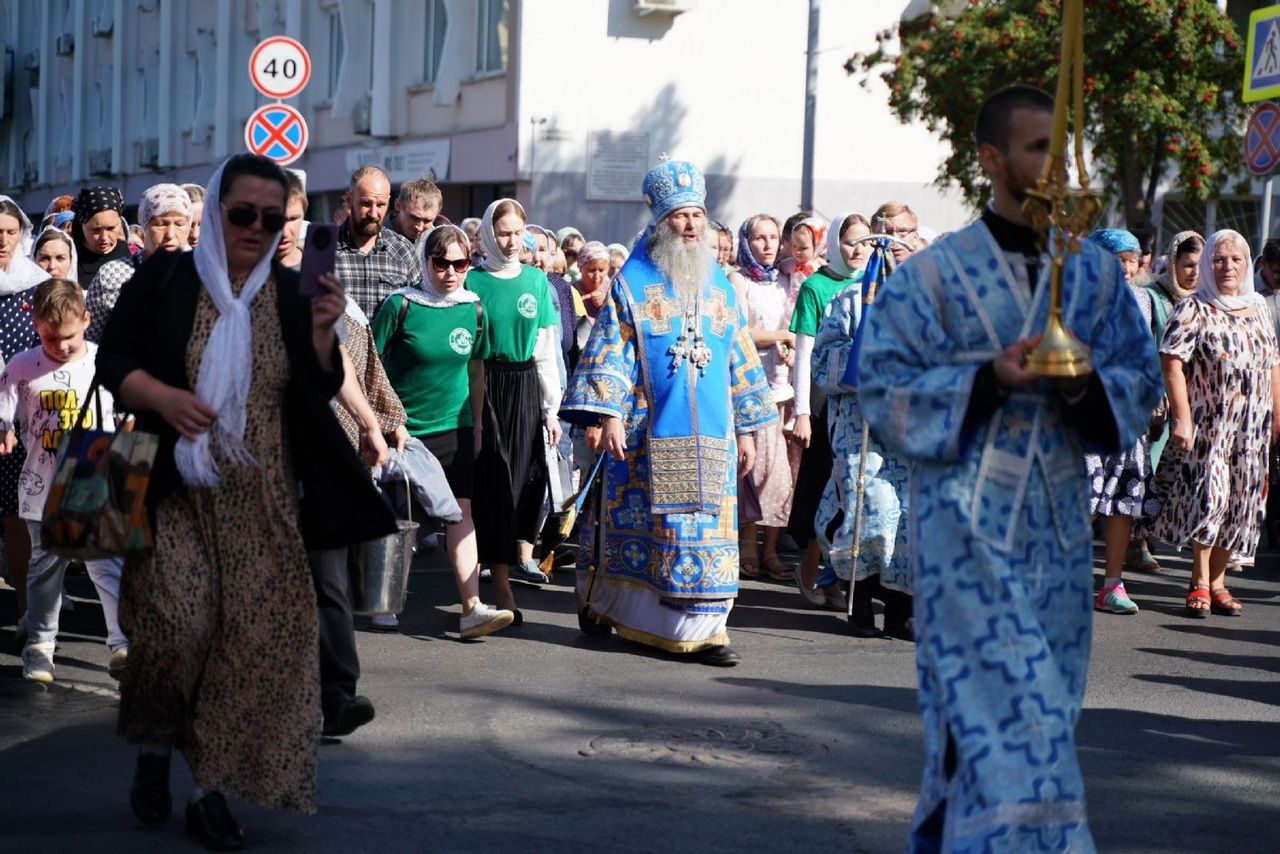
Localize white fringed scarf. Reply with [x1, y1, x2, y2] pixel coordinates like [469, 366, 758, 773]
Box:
[174, 159, 282, 487]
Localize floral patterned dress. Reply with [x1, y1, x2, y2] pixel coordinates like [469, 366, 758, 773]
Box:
[1143, 297, 1278, 557]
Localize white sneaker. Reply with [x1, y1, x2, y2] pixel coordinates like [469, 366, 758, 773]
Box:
[369, 614, 399, 632]
[460, 603, 515, 640]
[22, 641, 55, 683]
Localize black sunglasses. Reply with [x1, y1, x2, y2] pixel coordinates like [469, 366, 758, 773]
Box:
[223, 204, 286, 233]
[430, 256, 469, 273]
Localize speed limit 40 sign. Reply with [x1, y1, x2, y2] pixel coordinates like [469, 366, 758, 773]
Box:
[249, 36, 311, 100]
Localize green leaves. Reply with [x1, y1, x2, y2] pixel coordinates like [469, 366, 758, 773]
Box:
[848, 0, 1246, 227]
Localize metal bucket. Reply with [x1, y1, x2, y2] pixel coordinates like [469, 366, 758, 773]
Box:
[352, 473, 420, 616]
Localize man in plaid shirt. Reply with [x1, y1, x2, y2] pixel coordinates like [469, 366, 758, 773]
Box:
[335, 165, 420, 318]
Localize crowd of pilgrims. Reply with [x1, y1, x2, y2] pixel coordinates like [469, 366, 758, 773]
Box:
[0, 151, 1275, 850]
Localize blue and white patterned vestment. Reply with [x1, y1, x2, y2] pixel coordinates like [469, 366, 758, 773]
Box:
[561, 237, 776, 652]
[857, 221, 1161, 852]
[811, 281, 913, 591]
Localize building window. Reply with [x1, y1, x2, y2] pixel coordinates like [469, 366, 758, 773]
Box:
[328, 11, 344, 99]
[424, 0, 448, 83]
[475, 0, 508, 74]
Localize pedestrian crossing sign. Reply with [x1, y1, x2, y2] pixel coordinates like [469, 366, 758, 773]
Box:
[1245, 5, 1280, 103]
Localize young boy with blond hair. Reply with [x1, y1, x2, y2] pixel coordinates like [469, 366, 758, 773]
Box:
[0, 277, 125, 683]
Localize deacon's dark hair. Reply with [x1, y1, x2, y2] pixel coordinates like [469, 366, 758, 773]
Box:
[975, 85, 1054, 152]
[218, 154, 289, 202]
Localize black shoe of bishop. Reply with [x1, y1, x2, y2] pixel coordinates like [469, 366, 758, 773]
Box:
[185, 791, 245, 852]
[691, 646, 741, 667]
[322, 695, 376, 738]
[130, 751, 172, 827]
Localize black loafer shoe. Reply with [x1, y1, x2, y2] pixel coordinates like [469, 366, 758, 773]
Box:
[690, 646, 741, 667]
[578, 608, 612, 638]
[185, 791, 244, 852]
[847, 614, 882, 638]
[130, 752, 172, 827]
[322, 695, 376, 738]
[883, 620, 916, 642]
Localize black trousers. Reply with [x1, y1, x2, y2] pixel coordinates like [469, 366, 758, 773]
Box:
[309, 548, 360, 717]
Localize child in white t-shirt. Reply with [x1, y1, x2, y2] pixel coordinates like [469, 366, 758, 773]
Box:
[0, 277, 126, 683]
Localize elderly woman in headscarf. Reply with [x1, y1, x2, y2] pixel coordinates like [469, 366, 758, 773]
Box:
[96, 153, 395, 846]
[31, 226, 78, 282]
[0, 197, 51, 623]
[466, 199, 563, 608]
[1082, 229, 1160, 615]
[727, 213, 798, 580]
[85, 184, 193, 342]
[71, 186, 130, 284]
[556, 226, 584, 283]
[1143, 229, 1279, 619]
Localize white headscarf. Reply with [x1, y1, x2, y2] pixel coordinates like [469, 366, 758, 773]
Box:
[0, 196, 51, 296]
[1196, 229, 1261, 312]
[175, 158, 283, 487]
[479, 198, 525, 277]
[400, 224, 479, 308]
[824, 211, 861, 281]
[30, 225, 79, 284]
[138, 183, 195, 227]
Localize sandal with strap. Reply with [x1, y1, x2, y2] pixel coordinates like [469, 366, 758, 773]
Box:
[1185, 584, 1210, 619]
[761, 554, 795, 581]
[1210, 587, 1243, 617]
[738, 553, 759, 578]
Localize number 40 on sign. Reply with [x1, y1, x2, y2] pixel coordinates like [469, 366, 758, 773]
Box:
[249, 36, 311, 100]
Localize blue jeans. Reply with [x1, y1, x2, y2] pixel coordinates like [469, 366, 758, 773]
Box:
[24, 521, 126, 650]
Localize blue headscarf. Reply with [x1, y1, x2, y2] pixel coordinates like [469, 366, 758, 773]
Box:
[735, 214, 780, 283]
[1086, 228, 1140, 256]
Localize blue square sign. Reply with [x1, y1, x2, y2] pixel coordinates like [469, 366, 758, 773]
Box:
[1245, 6, 1280, 102]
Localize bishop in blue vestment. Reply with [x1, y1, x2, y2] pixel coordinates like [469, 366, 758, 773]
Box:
[560, 161, 775, 667]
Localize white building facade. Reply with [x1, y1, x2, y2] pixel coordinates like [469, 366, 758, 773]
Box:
[1, 0, 986, 243]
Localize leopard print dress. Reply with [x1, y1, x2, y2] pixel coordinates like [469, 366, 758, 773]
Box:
[1143, 296, 1278, 558]
[118, 276, 320, 813]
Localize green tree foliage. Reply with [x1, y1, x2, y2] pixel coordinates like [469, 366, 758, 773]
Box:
[848, 0, 1247, 228]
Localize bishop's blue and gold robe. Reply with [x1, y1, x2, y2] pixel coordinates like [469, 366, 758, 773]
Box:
[857, 220, 1161, 852]
[561, 237, 776, 651]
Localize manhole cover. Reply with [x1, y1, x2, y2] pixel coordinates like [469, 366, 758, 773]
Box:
[581, 724, 824, 768]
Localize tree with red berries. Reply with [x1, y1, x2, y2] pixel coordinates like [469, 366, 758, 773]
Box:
[849, 0, 1247, 229]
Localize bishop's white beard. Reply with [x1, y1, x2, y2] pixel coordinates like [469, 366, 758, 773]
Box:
[650, 225, 714, 299]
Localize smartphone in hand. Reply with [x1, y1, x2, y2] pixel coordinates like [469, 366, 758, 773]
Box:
[299, 224, 338, 297]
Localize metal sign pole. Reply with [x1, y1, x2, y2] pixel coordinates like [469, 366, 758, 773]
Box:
[1262, 175, 1275, 250]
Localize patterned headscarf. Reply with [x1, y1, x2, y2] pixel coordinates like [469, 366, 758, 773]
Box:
[73, 186, 124, 224]
[575, 240, 608, 268]
[1156, 230, 1203, 302]
[790, 217, 828, 281]
[1197, 229, 1261, 312]
[138, 183, 194, 227]
[1086, 228, 1141, 256]
[736, 214, 781, 283]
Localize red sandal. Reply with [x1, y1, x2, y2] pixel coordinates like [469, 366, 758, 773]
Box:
[1185, 584, 1210, 619]
[1210, 587, 1243, 617]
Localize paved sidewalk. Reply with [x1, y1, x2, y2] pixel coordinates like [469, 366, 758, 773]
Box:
[1, 542, 1277, 852]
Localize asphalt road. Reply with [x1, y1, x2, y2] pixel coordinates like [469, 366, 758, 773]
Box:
[1, 540, 1276, 853]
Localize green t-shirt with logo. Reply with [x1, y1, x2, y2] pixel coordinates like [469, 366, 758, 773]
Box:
[789, 267, 862, 337]
[372, 294, 486, 436]
[465, 265, 558, 362]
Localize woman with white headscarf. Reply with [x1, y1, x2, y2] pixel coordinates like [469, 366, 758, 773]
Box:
[1144, 229, 1280, 619]
[31, 225, 79, 282]
[85, 183, 194, 342]
[0, 197, 49, 623]
[96, 154, 395, 846]
[465, 198, 563, 613]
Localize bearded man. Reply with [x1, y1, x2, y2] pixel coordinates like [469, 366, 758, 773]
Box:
[560, 161, 776, 667]
[335, 165, 419, 317]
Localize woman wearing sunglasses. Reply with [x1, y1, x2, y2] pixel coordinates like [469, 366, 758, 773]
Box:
[97, 153, 397, 850]
[372, 225, 515, 640]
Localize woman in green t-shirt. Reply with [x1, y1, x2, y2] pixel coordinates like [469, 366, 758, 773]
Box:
[465, 199, 563, 622]
[372, 225, 515, 640]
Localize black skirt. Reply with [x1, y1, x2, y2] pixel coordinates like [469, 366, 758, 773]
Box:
[472, 359, 547, 564]
[786, 408, 832, 545]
